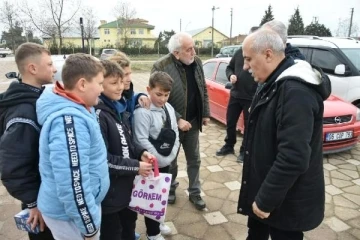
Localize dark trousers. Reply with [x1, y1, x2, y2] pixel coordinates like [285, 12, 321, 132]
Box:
[144, 166, 170, 236]
[247, 217, 304, 240]
[169, 118, 201, 196]
[100, 207, 137, 240]
[28, 227, 54, 240]
[224, 96, 251, 153]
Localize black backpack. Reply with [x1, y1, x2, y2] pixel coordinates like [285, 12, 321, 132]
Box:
[149, 106, 176, 156]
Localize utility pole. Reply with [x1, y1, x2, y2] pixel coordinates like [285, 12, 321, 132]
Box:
[80, 17, 85, 53]
[348, 8, 354, 37]
[180, 19, 182, 32]
[211, 6, 219, 57]
[230, 8, 233, 45]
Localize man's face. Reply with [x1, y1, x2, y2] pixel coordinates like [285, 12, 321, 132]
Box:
[102, 75, 124, 101]
[147, 85, 170, 108]
[122, 66, 132, 90]
[35, 52, 57, 85]
[83, 72, 104, 106]
[174, 37, 196, 65]
[242, 39, 273, 83]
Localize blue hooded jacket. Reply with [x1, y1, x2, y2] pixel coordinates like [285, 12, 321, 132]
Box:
[36, 86, 110, 237]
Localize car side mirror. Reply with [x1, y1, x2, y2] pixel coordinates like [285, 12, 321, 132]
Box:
[225, 82, 232, 89]
[5, 72, 17, 79]
[335, 64, 351, 76]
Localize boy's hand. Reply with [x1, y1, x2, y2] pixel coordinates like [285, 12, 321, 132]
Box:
[178, 119, 192, 131]
[27, 207, 45, 232]
[138, 95, 150, 109]
[139, 162, 153, 177]
[141, 151, 155, 163]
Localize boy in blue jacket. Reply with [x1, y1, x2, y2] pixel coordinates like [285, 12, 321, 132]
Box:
[36, 53, 110, 240]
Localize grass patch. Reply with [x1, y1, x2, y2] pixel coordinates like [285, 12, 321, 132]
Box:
[131, 62, 154, 72]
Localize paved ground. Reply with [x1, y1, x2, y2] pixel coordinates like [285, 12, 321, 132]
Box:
[1, 60, 360, 239]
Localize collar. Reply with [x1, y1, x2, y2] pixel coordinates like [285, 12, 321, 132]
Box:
[53, 81, 91, 112]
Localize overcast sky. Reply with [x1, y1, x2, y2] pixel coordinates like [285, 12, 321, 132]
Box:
[86, 0, 360, 37]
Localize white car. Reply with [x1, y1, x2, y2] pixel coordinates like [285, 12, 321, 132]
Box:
[288, 36, 360, 107]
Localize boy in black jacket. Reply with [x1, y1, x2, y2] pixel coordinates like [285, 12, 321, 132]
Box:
[0, 43, 56, 239]
[95, 60, 154, 240]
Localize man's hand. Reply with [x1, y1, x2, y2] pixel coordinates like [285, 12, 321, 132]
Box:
[202, 118, 210, 126]
[26, 207, 45, 232]
[230, 74, 237, 84]
[139, 161, 153, 177]
[138, 95, 150, 109]
[141, 151, 155, 163]
[177, 119, 192, 131]
[252, 201, 270, 219]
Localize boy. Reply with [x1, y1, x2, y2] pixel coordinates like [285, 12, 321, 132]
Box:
[0, 42, 56, 240]
[94, 60, 154, 240]
[133, 71, 180, 240]
[36, 53, 110, 240]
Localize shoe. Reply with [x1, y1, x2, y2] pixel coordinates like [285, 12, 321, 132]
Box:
[160, 223, 172, 235]
[237, 152, 244, 163]
[168, 181, 179, 204]
[135, 232, 141, 240]
[189, 194, 206, 210]
[216, 145, 234, 156]
[147, 233, 165, 240]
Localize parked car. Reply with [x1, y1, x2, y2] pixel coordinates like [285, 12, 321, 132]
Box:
[100, 48, 118, 60]
[287, 36, 360, 107]
[0, 47, 12, 58]
[215, 45, 240, 58]
[203, 57, 360, 154]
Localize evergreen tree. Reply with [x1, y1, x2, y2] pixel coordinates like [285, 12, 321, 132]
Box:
[288, 7, 304, 35]
[304, 20, 332, 36]
[1, 21, 26, 50]
[260, 5, 274, 26]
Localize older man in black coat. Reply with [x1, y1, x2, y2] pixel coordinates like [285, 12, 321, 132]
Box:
[238, 29, 330, 240]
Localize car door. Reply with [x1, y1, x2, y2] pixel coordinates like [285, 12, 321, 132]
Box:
[203, 61, 218, 119]
[213, 61, 231, 123]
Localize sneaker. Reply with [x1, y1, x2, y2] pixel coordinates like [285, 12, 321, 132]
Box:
[237, 152, 244, 163]
[189, 194, 206, 210]
[168, 181, 179, 204]
[216, 145, 234, 156]
[160, 223, 172, 235]
[135, 232, 141, 240]
[147, 233, 165, 240]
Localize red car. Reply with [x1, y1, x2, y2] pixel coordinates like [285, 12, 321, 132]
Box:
[203, 57, 360, 154]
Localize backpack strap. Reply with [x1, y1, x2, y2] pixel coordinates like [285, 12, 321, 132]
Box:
[163, 105, 172, 129]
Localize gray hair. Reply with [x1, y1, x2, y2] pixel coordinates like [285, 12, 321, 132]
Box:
[249, 29, 285, 55]
[262, 20, 288, 44]
[167, 32, 193, 53]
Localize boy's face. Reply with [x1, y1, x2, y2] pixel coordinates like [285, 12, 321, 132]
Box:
[122, 66, 132, 90]
[146, 85, 170, 108]
[33, 52, 57, 85]
[102, 75, 124, 101]
[83, 72, 104, 106]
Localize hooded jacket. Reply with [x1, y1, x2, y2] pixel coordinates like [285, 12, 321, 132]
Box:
[0, 81, 42, 209]
[238, 57, 331, 231]
[94, 95, 146, 214]
[36, 86, 110, 238]
[133, 102, 180, 168]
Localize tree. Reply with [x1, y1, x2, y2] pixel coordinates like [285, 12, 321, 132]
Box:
[304, 19, 332, 36]
[113, 1, 136, 48]
[81, 7, 98, 54]
[288, 7, 304, 35]
[154, 30, 175, 49]
[260, 5, 274, 26]
[21, 0, 81, 54]
[0, 1, 18, 50]
[1, 21, 26, 49]
[335, 18, 359, 37]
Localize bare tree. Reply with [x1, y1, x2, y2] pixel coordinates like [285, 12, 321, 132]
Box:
[20, 0, 81, 54]
[335, 18, 359, 37]
[81, 7, 98, 54]
[0, 1, 18, 50]
[113, 1, 136, 48]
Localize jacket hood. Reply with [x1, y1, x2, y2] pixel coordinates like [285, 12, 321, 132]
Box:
[0, 81, 42, 108]
[96, 95, 127, 114]
[285, 43, 306, 60]
[36, 85, 93, 126]
[122, 82, 134, 100]
[276, 60, 331, 100]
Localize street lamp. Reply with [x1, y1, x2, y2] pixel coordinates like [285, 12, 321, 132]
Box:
[211, 6, 219, 57]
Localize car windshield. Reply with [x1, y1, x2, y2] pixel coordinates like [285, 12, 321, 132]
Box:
[341, 48, 360, 71]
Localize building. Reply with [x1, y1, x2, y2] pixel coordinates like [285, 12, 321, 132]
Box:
[186, 26, 229, 48]
[222, 34, 247, 46]
[98, 18, 157, 48]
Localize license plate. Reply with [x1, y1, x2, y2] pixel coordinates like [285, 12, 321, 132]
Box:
[325, 131, 353, 142]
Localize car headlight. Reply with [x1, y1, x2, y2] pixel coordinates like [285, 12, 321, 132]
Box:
[356, 108, 360, 121]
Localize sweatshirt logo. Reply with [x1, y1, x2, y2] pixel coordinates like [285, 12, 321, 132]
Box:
[160, 143, 170, 149]
[116, 123, 129, 158]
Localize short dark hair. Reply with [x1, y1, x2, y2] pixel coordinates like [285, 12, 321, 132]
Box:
[149, 71, 174, 92]
[101, 60, 124, 79]
[109, 51, 131, 68]
[62, 53, 104, 90]
[249, 26, 260, 34]
[15, 42, 50, 73]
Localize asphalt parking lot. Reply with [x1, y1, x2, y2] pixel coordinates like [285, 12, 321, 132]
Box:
[1, 58, 360, 240]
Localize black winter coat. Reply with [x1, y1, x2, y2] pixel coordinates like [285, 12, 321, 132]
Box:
[95, 98, 145, 214]
[238, 57, 331, 231]
[0, 81, 42, 208]
[226, 49, 257, 100]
